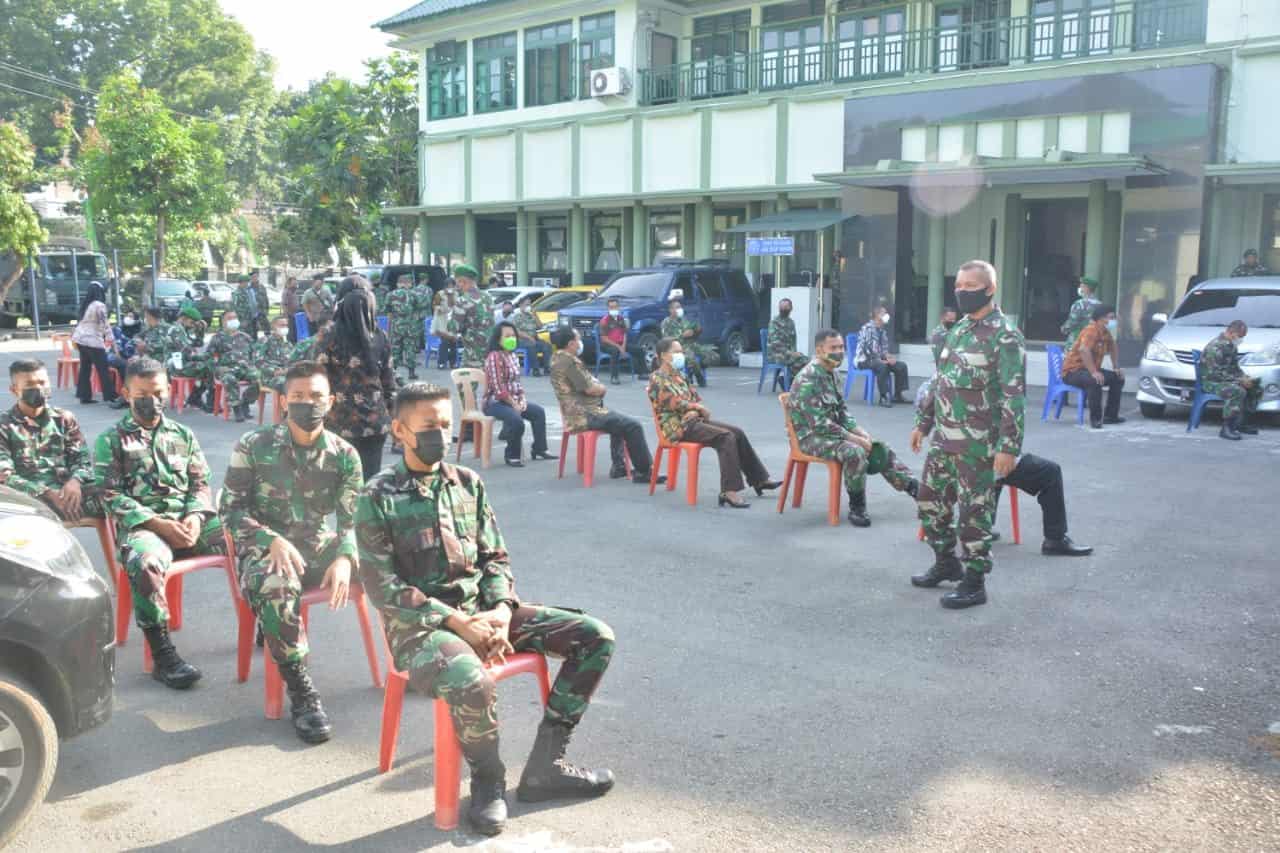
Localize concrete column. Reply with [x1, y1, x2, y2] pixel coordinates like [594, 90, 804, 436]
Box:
[464, 211, 479, 274]
[775, 193, 790, 284]
[417, 214, 430, 266]
[632, 201, 648, 266]
[515, 209, 529, 287]
[746, 201, 762, 284]
[695, 196, 714, 260]
[621, 206, 634, 268]
[927, 212, 946, 331]
[681, 203, 695, 260]
[1084, 179, 1106, 286]
[570, 205, 585, 285]
[528, 211, 540, 274]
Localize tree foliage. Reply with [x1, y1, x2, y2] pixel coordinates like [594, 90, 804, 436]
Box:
[0, 121, 50, 294]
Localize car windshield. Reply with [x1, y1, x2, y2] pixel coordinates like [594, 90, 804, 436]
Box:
[1171, 288, 1280, 328]
[487, 289, 520, 303]
[155, 279, 191, 297]
[43, 253, 109, 279]
[535, 291, 589, 312]
[600, 273, 669, 301]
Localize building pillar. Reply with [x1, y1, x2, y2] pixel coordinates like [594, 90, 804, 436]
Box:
[515, 209, 529, 287]
[695, 196, 714, 260]
[927, 212, 946, 331]
[417, 214, 430, 266]
[746, 200, 762, 284]
[1084, 179, 1106, 287]
[570, 204, 585, 285]
[681, 203, 696, 260]
[632, 201, 648, 266]
[464, 211, 479, 275]
[621, 206, 634, 268]
[775, 193, 790, 284]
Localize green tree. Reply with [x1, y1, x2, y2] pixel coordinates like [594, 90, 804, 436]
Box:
[0, 121, 50, 297]
[362, 53, 420, 260]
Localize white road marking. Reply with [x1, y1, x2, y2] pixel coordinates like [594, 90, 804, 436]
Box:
[1153, 724, 1213, 736]
[475, 832, 674, 852]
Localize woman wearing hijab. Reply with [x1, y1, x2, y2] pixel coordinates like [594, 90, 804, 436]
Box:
[313, 284, 395, 479]
[71, 280, 119, 406]
[482, 320, 556, 467]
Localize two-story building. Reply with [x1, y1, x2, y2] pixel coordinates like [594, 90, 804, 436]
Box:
[378, 0, 1280, 358]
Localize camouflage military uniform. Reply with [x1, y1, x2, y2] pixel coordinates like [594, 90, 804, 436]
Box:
[914, 307, 1025, 576]
[95, 412, 225, 629]
[258, 334, 292, 393]
[219, 425, 362, 666]
[172, 321, 214, 384]
[0, 404, 105, 519]
[252, 282, 271, 338]
[411, 282, 434, 350]
[767, 314, 808, 374]
[208, 328, 261, 407]
[302, 284, 336, 327]
[356, 461, 614, 761]
[1060, 296, 1100, 350]
[453, 287, 495, 368]
[660, 316, 714, 383]
[928, 322, 952, 367]
[385, 286, 420, 371]
[1230, 262, 1271, 277]
[787, 360, 916, 495]
[231, 285, 261, 338]
[137, 321, 187, 365]
[290, 333, 322, 365]
[1200, 331, 1260, 420]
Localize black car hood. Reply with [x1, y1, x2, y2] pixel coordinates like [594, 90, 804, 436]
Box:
[0, 486, 60, 621]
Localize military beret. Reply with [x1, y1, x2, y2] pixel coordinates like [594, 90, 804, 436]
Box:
[237, 273, 251, 282]
[453, 263, 479, 281]
[1079, 276, 1098, 287]
[179, 303, 203, 322]
[1244, 248, 1258, 256]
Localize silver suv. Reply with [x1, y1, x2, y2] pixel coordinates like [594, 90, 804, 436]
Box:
[1137, 277, 1280, 419]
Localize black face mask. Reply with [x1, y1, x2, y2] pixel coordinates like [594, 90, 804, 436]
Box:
[411, 429, 446, 466]
[20, 387, 46, 409]
[955, 288, 992, 315]
[941, 319, 956, 329]
[131, 396, 161, 422]
[288, 402, 329, 432]
[779, 308, 791, 318]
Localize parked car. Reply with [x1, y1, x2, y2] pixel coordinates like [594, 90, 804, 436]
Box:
[1138, 277, 1280, 419]
[487, 286, 553, 319]
[531, 286, 603, 344]
[347, 265, 384, 286]
[0, 486, 114, 847]
[556, 261, 759, 370]
[189, 280, 233, 322]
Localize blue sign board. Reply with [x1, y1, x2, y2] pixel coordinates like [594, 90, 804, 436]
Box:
[746, 237, 795, 257]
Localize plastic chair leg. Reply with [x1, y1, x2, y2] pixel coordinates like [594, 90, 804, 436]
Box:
[115, 567, 132, 646]
[826, 463, 842, 527]
[1008, 485, 1021, 545]
[264, 647, 285, 720]
[776, 459, 795, 513]
[684, 446, 699, 506]
[1041, 393, 1053, 422]
[665, 445, 680, 492]
[792, 462, 809, 508]
[236, 601, 255, 683]
[581, 433, 599, 488]
[649, 446, 664, 496]
[558, 433, 570, 479]
[169, 573, 185, 631]
[576, 432, 587, 474]
[433, 699, 464, 831]
[378, 671, 408, 773]
[354, 595, 383, 688]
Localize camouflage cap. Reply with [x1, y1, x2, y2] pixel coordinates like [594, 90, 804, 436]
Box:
[1244, 248, 1258, 257]
[453, 263, 479, 281]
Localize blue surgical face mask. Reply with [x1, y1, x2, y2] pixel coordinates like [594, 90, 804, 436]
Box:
[1106, 318, 1118, 335]
[671, 353, 686, 371]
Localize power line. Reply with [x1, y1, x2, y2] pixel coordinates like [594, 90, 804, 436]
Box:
[0, 80, 97, 113]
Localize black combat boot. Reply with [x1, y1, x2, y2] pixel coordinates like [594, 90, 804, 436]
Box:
[1238, 414, 1259, 435]
[143, 625, 202, 689]
[278, 660, 332, 744]
[911, 554, 962, 587]
[516, 720, 615, 803]
[905, 478, 919, 499]
[243, 384, 260, 406]
[940, 568, 988, 609]
[846, 490, 870, 527]
[1219, 415, 1242, 441]
[200, 387, 215, 413]
[408, 367, 418, 380]
[466, 742, 508, 836]
[234, 401, 247, 422]
[185, 385, 204, 409]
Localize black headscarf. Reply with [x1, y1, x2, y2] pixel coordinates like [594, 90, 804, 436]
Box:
[328, 289, 381, 374]
[78, 280, 106, 321]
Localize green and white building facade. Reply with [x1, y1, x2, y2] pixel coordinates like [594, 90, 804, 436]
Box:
[379, 0, 1280, 358]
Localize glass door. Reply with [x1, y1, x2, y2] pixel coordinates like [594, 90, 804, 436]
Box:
[836, 8, 905, 80]
[760, 20, 824, 89]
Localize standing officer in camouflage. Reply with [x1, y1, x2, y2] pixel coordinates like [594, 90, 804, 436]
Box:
[96, 358, 225, 688]
[208, 310, 261, 422]
[409, 273, 435, 356]
[1230, 249, 1271, 277]
[1201, 319, 1261, 440]
[660, 299, 712, 386]
[767, 298, 808, 378]
[386, 275, 421, 380]
[219, 361, 362, 743]
[251, 271, 272, 339]
[0, 359, 104, 520]
[1060, 276, 1100, 350]
[231, 274, 262, 339]
[451, 264, 494, 368]
[909, 260, 1026, 610]
[357, 383, 615, 836]
[259, 315, 293, 393]
[787, 330, 918, 527]
[928, 305, 958, 364]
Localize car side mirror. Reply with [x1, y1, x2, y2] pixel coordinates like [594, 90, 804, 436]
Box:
[669, 288, 684, 301]
[1151, 312, 1168, 325]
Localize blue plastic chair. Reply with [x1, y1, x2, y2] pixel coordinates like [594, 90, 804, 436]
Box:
[1041, 344, 1086, 424]
[376, 315, 389, 332]
[295, 311, 310, 341]
[593, 329, 636, 380]
[841, 332, 885, 403]
[1186, 349, 1224, 432]
[423, 316, 460, 369]
[758, 328, 791, 393]
[514, 346, 532, 375]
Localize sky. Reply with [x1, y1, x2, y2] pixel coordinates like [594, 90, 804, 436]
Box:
[219, 0, 413, 90]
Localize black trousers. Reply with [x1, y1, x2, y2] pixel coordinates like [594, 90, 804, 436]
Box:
[585, 411, 654, 475]
[1063, 368, 1124, 423]
[287, 312, 299, 343]
[599, 341, 647, 380]
[76, 344, 117, 403]
[997, 453, 1068, 541]
[437, 337, 459, 368]
[679, 419, 769, 494]
[350, 434, 386, 482]
[483, 400, 548, 461]
[860, 357, 908, 399]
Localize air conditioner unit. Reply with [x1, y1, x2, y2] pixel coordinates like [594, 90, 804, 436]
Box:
[589, 67, 631, 98]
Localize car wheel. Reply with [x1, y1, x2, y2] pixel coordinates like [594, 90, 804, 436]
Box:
[719, 330, 745, 367]
[0, 676, 58, 849]
[634, 331, 659, 373]
[1139, 402, 1166, 419]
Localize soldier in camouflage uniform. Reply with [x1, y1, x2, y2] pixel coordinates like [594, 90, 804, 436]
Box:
[660, 300, 714, 386]
[786, 331, 917, 527]
[207, 310, 261, 422]
[1201, 319, 1261, 440]
[231, 274, 262, 340]
[1060, 276, 1100, 350]
[451, 264, 494, 368]
[386, 276, 421, 380]
[258, 315, 294, 393]
[219, 361, 362, 743]
[909, 260, 1025, 610]
[250, 271, 272, 339]
[1230, 249, 1270, 277]
[0, 359, 104, 520]
[928, 306, 959, 365]
[357, 382, 615, 836]
[767, 299, 808, 378]
[409, 274, 434, 356]
[513, 295, 551, 376]
[95, 358, 225, 688]
[171, 304, 216, 412]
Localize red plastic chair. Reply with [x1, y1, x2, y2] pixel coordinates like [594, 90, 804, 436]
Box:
[168, 376, 198, 414]
[53, 333, 78, 389]
[377, 637, 551, 831]
[213, 380, 253, 421]
[775, 393, 843, 526]
[63, 517, 117, 591]
[258, 386, 284, 425]
[916, 484, 1021, 544]
[647, 410, 705, 506]
[556, 410, 631, 487]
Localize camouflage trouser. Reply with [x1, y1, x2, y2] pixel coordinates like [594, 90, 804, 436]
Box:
[460, 334, 488, 369]
[1203, 379, 1261, 421]
[173, 356, 212, 384]
[120, 514, 226, 629]
[215, 364, 262, 406]
[685, 344, 715, 383]
[390, 605, 615, 761]
[38, 482, 107, 522]
[390, 325, 421, 370]
[238, 535, 342, 666]
[799, 436, 915, 495]
[781, 353, 808, 375]
[918, 446, 997, 575]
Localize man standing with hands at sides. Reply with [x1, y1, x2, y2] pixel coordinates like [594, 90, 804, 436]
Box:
[302, 273, 336, 329]
[387, 275, 422, 381]
[910, 260, 1025, 609]
[787, 330, 918, 527]
[357, 383, 616, 836]
[219, 361, 362, 744]
[451, 264, 494, 368]
[767, 298, 809, 378]
[96, 358, 225, 687]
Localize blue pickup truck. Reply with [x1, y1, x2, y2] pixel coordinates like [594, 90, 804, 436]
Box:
[557, 261, 759, 372]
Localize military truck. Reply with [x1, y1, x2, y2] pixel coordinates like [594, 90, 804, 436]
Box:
[0, 242, 117, 327]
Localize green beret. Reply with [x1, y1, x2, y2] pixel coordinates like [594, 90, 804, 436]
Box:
[179, 303, 203, 322]
[866, 441, 888, 476]
[1244, 248, 1258, 256]
[453, 263, 479, 281]
[1079, 276, 1098, 287]
[237, 273, 251, 283]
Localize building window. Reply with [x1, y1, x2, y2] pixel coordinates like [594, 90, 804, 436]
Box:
[539, 217, 569, 271]
[525, 21, 575, 107]
[590, 212, 623, 272]
[474, 32, 517, 114]
[579, 12, 615, 99]
[427, 41, 467, 120]
[691, 11, 751, 98]
[760, 0, 825, 89]
[1030, 0, 1114, 62]
[935, 1, 1012, 71]
[836, 8, 905, 79]
[650, 211, 683, 264]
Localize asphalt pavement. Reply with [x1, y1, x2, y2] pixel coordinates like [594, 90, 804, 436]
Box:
[7, 341, 1279, 852]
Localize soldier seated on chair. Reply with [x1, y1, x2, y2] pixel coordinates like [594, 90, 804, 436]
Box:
[258, 315, 294, 394]
[207, 310, 262, 423]
[767, 298, 809, 377]
[218, 361, 362, 745]
[95, 358, 226, 690]
[0, 358, 106, 521]
[787, 330, 918, 528]
[356, 382, 616, 837]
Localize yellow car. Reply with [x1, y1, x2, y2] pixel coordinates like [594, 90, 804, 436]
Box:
[533, 285, 603, 345]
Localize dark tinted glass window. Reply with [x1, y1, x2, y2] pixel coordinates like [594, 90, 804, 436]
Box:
[1171, 288, 1280, 327]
